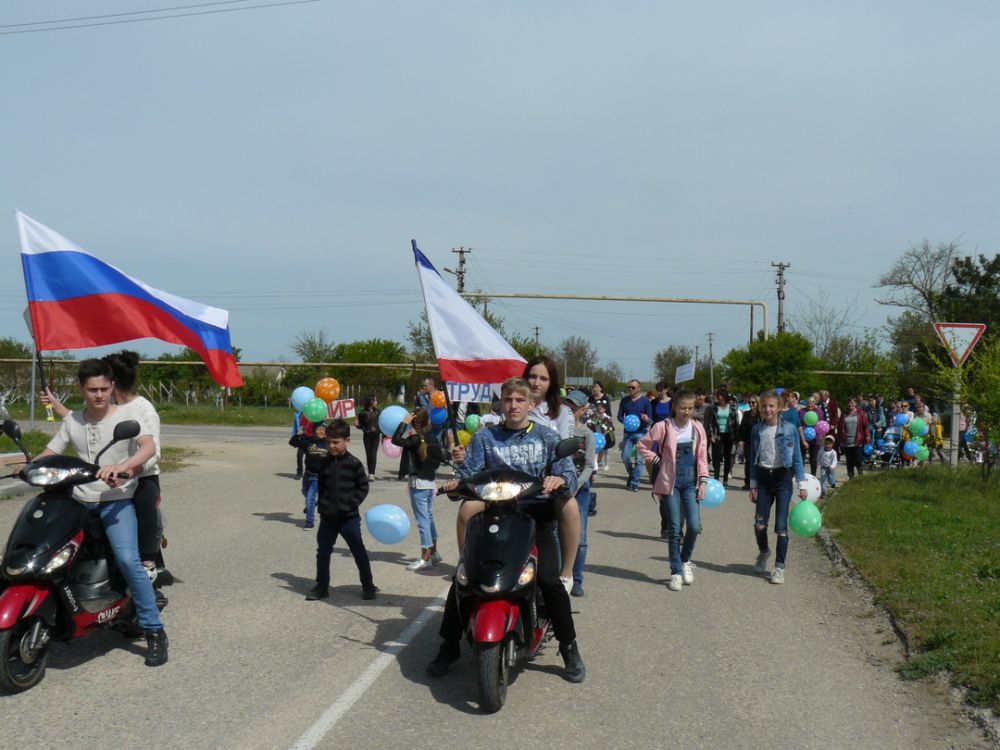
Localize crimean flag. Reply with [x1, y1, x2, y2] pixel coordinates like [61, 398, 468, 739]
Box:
[16, 210, 243, 387]
[412, 239, 526, 383]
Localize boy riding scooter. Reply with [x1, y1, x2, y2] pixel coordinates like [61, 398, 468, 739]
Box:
[427, 377, 585, 683]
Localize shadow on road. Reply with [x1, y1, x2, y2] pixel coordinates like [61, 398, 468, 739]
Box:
[585, 562, 663, 586]
[252, 511, 303, 527]
[43, 630, 146, 675]
[595, 529, 663, 543]
[274, 472, 300, 480]
[691, 559, 766, 579]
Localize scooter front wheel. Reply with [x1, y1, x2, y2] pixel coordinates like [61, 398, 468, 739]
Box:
[474, 638, 510, 713]
[0, 618, 50, 693]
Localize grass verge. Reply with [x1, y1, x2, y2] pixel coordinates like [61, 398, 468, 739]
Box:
[823, 465, 1000, 711]
[5, 404, 310, 427]
[1, 432, 196, 474]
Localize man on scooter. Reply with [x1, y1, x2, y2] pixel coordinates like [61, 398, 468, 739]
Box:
[427, 377, 585, 683]
[37, 359, 168, 667]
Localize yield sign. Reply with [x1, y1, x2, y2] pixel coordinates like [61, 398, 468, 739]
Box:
[934, 322, 986, 367]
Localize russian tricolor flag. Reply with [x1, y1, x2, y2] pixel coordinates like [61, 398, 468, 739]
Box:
[16, 211, 243, 387]
[412, 240, 526, 383]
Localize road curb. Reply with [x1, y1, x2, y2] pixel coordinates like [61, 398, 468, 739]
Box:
[816, 526, 1000, 747]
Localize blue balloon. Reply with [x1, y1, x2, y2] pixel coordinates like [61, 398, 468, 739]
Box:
[623, 414, 640, 432]
[430, 407, 448, 426]
[965, 430, 977, 442]
[378, 404, 409, 436]
[903, 440, 918, 457]
[702, 478, 726, 508]
[364, 504, 410, 545]
[291, 386, 315, 411]
[863, 443, 874, 456]
[593, 432, 607, 452]
[894, 413, 908, 427]
[774, 387, 785, 394]
[876, 439, 884, 448]
[803, 426, 817, 441]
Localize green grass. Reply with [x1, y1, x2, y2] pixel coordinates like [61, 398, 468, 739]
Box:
[5, 403, 308, 427]
[823, 465, 1000, 710]
[1, 431, 195, 474]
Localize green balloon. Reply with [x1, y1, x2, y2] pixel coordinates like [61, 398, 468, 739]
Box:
[803, 411, 818, 426]
[789, 500, 822, 538]
[916, 446, 930, 461]
[465, 413, 481, 432]
[909, 417, 926, 436]
[303, 397, 328, 423]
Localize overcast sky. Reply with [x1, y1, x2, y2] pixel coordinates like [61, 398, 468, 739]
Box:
[2, 1, 997, 380]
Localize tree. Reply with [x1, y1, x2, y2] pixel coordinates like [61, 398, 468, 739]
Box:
[652, 345, 694, 385]
[719, 332, 821, 396]
[291, 329, 337, 363]
[789, 291, 863, 362]
[875, 239, 960, 316]
[555, 336, 598, 381]
[0, 337, 32, 405]
[331, 338, 409, 398]
[815, 331, 899, 402]
[936, 254, 1000, 340]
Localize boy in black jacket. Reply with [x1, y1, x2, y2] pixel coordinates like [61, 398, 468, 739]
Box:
[306, 419, 378, 601]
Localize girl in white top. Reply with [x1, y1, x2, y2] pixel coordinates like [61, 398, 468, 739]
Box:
[522, 356, 580, 590]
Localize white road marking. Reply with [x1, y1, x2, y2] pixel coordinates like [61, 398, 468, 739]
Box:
[288, 587, 450, 750]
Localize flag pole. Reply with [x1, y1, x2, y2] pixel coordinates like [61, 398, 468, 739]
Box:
[35, 350, 55, 424]
[442, 380, 460, 445]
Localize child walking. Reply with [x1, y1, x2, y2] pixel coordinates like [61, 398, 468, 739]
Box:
[638, 388, 709, 592]
[307, 419, 378, 601]
[818, 434, 837, 499]
[299, 422, 327, 529]
[391, 408, 444, 571]
[749, 390, 808, 584]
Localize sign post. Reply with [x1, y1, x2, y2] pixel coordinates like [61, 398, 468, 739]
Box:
[934, 322, 986, 467]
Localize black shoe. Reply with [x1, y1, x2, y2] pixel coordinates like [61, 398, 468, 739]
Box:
[570, 582, 585, 597]
[295, 473, 303, 480]
[145, 629, 169, 667]
[427, 640, 461, 676]
[155, 587, 169, 609]
[361, 586, 379, 600]
[560, 640, 586, 683]
[306, 585, 329, 601]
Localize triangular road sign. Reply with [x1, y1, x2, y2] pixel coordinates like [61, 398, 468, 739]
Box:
[934, 322, 986, 367]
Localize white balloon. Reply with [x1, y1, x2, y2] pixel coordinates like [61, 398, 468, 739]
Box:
[796, 473, 822, 502]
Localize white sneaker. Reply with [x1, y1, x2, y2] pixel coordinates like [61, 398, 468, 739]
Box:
[769, 566, 785, 585]
[430, 551, 443, 566]
[407, 558, 432, 571]
[560, 576, 573, 595]
[681, 562, 694, 585]
[667, 574, 683, 591]
[754, 550, 771, 574]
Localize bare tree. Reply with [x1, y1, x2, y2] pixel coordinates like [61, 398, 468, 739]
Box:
[874, 239, 961, 316]
[788, 291, 863, 360]
[556, 335, 598, 380]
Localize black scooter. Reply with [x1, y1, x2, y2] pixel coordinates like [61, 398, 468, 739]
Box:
[0, 418, 149, 693]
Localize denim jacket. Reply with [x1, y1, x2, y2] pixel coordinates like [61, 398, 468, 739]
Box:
[748, 420, 805, 489]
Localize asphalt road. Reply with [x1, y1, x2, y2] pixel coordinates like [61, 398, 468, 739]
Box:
[0, 427, 993, 750]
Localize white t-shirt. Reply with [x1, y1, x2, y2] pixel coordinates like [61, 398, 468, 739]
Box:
[46, 407, 152, 503]
[119, 395, 161, 477]
[671, 419, 694, 444]
[528, 401, 575, 439]
[757, 424, 779, 468]
[819, 448, 838, 469]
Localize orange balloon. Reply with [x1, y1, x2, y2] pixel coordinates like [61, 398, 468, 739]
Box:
[315, 377, 341, 403]
[430, 390, 447, 408]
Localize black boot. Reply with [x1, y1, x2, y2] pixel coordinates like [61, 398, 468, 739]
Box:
[145, 629, 169, 667]
[426, 640, 461, 676]
[560, 640, 585, 683]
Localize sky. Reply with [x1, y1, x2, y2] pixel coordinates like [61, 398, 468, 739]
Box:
[2, 1, 998, 380]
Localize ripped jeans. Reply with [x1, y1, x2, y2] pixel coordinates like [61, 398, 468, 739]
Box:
[754, 467, 792, 567]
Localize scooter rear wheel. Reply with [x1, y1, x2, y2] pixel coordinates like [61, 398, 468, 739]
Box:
[474, 638, 510, 713]
[0, 618, 50, 693]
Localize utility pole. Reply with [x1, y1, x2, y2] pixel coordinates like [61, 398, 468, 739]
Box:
[533, 326, 541, 354]
[772, 262, 789, 333]
[443, 247, 471, 292]
[707, 333, 715, 394]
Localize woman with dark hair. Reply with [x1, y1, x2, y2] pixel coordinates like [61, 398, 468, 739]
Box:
[355, 395, 382, 480]
[651, 381, 672, 425]
[521, 355, 579, 593]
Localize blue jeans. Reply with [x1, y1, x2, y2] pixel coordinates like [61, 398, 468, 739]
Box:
[97, 500, 162, 631]
[409, 487, 438, 548]
[754, 467, 793, 566]
[572, 481, 591, 586]
[301, 472, 318, 525]
[315, 516, 374, 590]
[820, 466, 836, 496]
[621, 430, 646, 489]
[660, 442, 700, 575]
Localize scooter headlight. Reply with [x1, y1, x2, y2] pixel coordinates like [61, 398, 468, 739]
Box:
[474, 480, 534, 502]
[517, 560, 536, 587]
[23, 465, 77, 486]
[42, 540, 79, 574]
[455, 561, 468, 586]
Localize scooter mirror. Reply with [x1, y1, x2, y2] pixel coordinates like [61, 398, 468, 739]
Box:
[555, 437, 580, 459]
[112, 420, 141, 442]
[2, 418, 22, 442]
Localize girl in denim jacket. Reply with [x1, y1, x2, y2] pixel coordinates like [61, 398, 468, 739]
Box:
[638, 389, 710, 591]
[748, 390, 808, 584]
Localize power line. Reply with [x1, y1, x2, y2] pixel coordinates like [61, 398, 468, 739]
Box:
[0, 0, 252, 29]
[0, 0, 323, 36]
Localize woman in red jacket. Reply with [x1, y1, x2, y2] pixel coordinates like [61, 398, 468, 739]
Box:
[836, 397, 870, 480]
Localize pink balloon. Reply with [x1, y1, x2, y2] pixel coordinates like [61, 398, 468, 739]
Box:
[381, 438, 403, 459]
[814, 420, 831, 437]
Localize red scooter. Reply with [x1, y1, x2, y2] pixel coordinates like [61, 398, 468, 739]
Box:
[0, 418, 146, 693]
